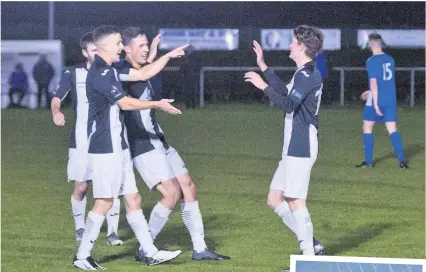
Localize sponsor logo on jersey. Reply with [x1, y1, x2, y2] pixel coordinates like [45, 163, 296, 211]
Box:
[111, 85, 121, 98]
[301, 71, 310, 77]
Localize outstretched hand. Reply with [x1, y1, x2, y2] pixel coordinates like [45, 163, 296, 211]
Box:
[244, 71, 268, 90]
[157, 99, 182, 115]
[166, 44, 190, 59]
[253, 40, 267, 71]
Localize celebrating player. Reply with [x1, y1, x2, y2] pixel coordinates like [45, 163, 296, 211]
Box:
[357, 33, 408, 169]
[51, 32, 123, 246]
[244, 25, 325, 257]
[73, 25, 182, 270]
[113, 26, 230, 261]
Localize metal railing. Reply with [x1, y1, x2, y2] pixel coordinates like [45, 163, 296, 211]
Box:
[333, 66, 425, 107]
[198, 66, 425, 107]
[6, 66, 421, 109]
[199, 66, 297, 107]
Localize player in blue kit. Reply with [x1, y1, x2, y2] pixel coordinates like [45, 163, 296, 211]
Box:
[357, 33, 408, 169]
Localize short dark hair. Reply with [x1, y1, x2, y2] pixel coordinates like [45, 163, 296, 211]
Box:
[368, 33, 382, 42]
[368, 33, 384, 46]
[368, 33, 386, 48]
[93, 25, 120, 44]
[121, 27, 146, 46]
[79, 32, 94, 50]
[293, 25, 324, 59]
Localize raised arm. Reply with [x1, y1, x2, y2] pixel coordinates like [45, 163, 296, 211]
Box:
[124, 44, 189, 82]
[263, 68, 288, 96]
[146, 33, 161, 63]
[253, 40, 288, 95]
[116, 97, 181, 115]
[98, 69, 182, 115]
[245, 70, 314, 113]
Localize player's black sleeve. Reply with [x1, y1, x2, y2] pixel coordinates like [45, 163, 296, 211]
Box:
[52, 68, 74, 100]
[263, 68, 288, 96]
[264, 69, 314, 113]
[264, 85, 298, 113]
[96, 68, 126, 104]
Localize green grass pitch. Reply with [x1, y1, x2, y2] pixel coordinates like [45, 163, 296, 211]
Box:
[2, 104, 424, 271]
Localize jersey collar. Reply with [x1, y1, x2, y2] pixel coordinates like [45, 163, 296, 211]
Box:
[94, 54, 109, 67]
[122, 59, 141, 70]
[302, 60, 314, 68]
[297, 60, 314, 72]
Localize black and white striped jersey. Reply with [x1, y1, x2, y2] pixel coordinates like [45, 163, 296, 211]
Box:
[86, 55, 128, 154]
[113, 60, 169, 159]
[52, 63, 89, 150]
[263, 61, 323, 159]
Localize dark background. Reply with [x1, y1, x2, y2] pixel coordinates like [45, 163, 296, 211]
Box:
[2, 1, 425, 104]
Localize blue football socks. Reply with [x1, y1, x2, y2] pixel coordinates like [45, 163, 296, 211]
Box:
[390, 132, 406, 162]
[363, 133, 374, 165]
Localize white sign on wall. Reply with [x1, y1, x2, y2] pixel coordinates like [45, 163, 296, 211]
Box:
[261, 29, 341, 51]
[357, 29, 425, 48]
[159, 28, 239, 50]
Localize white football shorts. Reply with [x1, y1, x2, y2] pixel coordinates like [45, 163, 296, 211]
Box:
[67, 148, 91, 182]
[89, 149, 138, 199]
[132, 146, 188, 191]
[270, 155, 316, 200]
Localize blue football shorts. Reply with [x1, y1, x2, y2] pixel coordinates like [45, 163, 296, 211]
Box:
[363, 105, 397, 123]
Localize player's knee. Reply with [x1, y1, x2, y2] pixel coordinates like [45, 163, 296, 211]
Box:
[177, 174, 197, 198]
[93, 198, 114, 214]
[124, 193, 142, 211]
[267, 196, 281, 209]
[132, 193, 142, 207]
[177, 174, 194, 189]
[385, 123, 397, 135]
[186, 181, 196, 194]
[363, 123, 374, 134]
[74, 181, 88, 199]
[387, 128, 397, 135]
[363, 127, 373, 134]
[173, 184, 182, 203]
[267, 190, 284, 209]
[105, 200, 114, 210]
[161, 181, 181, 208]
[287, 198, 306, 211]
[161, 189, 174, 202]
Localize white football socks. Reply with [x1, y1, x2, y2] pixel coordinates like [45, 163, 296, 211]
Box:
[180, 201, 207, 253]
[77, 211, 105, 259]
[274, 201, 298, 236]
[126, 210, 158, 257]
[149, 201, 173, 240]
[71, 195, 86, 231]
[106, 198, 120, 236]
[293, 207, 314, 255]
